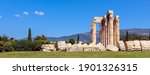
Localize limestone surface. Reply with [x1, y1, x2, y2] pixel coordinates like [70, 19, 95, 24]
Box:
[117, 41, 126, 51]
[133, 40, 142, 51]
[140, 41, 150, 51]
[41, 44, 56, 52]
[97, 43, 106, 51]
[106, 45, 119, 51]
[57, 41, 67, 51]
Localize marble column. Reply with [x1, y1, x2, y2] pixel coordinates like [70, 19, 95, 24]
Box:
[91, 21, 97, 44]
[100, 23, 103, 45]
[107, 10, 114, 45]
[103, 15, 108, 47]
[115, 16, 120, 43]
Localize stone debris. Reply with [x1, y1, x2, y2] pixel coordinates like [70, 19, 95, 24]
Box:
[41, 40, 150, 52]
[133, 40, 141, 51]
[117, 41, 126, 51]
[125, 41, 134, 51]
[57, 41, 67, 51]
[140, 41, 150, 51]
[106, 45, 119, 51]
[97, 43, 106, 51]
[41, 44, 56, 52]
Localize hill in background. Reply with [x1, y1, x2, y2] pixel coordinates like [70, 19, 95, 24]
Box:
[47, 28, 150, 42]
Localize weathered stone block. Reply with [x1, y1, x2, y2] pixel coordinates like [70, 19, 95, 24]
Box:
[106, 45, 119, 51]
[41, 44, 56, 52]
[117, 41, 126, 51]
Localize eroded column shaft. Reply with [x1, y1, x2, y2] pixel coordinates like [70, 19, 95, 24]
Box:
[107, 10, 114, 45]
[91, 22, 97, 44]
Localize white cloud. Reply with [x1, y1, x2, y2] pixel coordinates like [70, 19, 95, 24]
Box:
[15, 14, 21, 18]
[34, 11, 45, 16]
[23, 11, 29, 16]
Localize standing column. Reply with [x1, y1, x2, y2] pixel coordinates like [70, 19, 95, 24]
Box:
[113, 17, 117, 46]
[100, 23, 103, 45]
[91, 21, 97, 44]
[115, 16, 120, 43]
[104, 15, 108, 47]
[107, 10, 114, 45]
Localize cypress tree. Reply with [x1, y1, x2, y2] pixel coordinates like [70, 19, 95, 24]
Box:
[149, 31, 150, 40]
[77, 35, 80, 43]
[125, 31, 129, 41]
[28, 28, 32, 41]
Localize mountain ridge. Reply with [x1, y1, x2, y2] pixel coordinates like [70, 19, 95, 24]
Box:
[47, 28, 150, 42]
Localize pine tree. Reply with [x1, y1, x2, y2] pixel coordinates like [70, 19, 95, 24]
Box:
[77, 35, 80, 43]
[125, 31, 129, 41]
[28, 28, 32, 41]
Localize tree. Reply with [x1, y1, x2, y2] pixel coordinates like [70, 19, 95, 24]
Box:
[1, 35, 8, 42]
[0, 41, 5, 52]
[4, 42, 14, 52]
[125, 31, 129, 41]
[77, 35, 80, 43]
[28, 28, 32, 41]
[34, 35, 47, 41]
[33, 40, 50, 51]
[15, 40, 34, 51]
[41, 35, 47, 40]
[149, 31, 150, 40]
[33, 35, 49, 51]
[69, 38, 75, 45]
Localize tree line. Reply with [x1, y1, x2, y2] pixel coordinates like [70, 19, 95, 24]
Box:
[121, 31, 150, 42]
[0, 28, 50, 52]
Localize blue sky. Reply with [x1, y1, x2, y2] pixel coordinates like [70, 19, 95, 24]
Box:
[0, 0, 150, 39]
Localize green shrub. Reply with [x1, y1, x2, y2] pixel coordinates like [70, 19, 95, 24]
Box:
[69, 38, 75, 45]
[4, 42, 14, 52]
[15, 40, 34, 51]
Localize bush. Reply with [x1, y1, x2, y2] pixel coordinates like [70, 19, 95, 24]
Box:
[69, 38, 75, 45]
[15, 40, 34, 51]
[4, 42, 14, 52]
[0, 41, 5, 52]
[33, 40, 50, 51]
[54, 42, 58, 51]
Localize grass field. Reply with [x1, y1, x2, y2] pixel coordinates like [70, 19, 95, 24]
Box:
[0, 51, 150, 58]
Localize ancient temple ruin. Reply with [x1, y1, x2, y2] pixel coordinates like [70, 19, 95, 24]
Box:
[41, 10, 150, 52]
[91, 10, 120, 47]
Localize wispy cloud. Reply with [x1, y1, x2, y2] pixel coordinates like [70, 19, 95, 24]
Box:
[15, 14, 21, 18]
[23, 11, 29, 16]
[34, 11, 45, 16]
